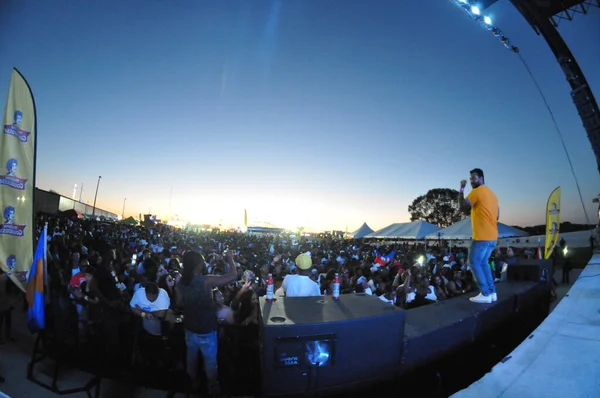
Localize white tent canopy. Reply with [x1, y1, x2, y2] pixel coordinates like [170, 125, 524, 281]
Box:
[424, 218, 529, 240]
[349, 222, 374, 239]
[367, 220, 441, 239]
[505, 229, 594, 249]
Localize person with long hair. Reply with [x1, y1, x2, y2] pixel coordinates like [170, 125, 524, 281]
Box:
[158, 273, 176, 303]
[176, 250, 237, 396]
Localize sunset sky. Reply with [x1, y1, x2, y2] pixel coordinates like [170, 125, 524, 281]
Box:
[1, 0, 599, 232]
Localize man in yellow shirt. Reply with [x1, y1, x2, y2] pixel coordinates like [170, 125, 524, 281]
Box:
[458, 168, 499, 304]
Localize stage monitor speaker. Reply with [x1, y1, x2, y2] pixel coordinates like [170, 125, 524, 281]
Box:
[401, 298, 478, 373]
[514, 282, 551, 320]
[259, 294, 405, 398]
[474, 285, 517, 337]
[507, 259, 552, 284]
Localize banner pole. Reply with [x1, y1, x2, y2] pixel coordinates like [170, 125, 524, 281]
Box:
[13, 68, 38, 253]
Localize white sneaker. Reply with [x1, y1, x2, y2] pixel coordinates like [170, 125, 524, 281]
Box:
[469, 293, 492, 304]
[491, 293, 497, 302]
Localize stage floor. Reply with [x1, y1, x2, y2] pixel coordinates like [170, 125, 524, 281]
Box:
[452, 254, 600, 398]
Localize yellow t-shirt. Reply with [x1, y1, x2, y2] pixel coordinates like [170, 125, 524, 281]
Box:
[467, 185, 498, 241]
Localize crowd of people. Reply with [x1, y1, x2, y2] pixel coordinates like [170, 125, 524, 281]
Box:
[0, 210, 554, 396]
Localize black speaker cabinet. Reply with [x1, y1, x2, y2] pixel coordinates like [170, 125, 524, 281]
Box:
[402, 298, 478, 372]
[507, 259, 553, 284]
[259, 294, 405, 397]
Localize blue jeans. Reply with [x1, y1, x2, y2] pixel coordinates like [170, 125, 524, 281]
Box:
[469, 240, 497, 296]
[185, 329, 219, 394]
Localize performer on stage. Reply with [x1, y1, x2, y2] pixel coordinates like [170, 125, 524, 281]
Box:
[458, 168, 499, 304]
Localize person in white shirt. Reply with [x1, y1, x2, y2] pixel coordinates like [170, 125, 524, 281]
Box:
[422, 277, 438, 302]
[129, 282, 170, 336]
[282, 254, 321, 297]
[378, 284, 396, 305]
[356, 276, 373, 295]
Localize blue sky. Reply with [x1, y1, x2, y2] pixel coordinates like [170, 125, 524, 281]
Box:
[1, 0, 599, 231]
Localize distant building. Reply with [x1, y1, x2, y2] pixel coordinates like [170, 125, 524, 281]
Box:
[35, 188, 118, 219]
[247, 226, 285, 235]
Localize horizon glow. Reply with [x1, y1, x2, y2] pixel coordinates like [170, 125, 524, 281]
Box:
[2, 0, 599, 232]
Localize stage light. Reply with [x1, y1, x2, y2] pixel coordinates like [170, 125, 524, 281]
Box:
[306, 340, 331, 367]
[449, 0, 519, 53]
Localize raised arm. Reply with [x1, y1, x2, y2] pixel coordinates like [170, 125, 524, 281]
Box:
[458, 180, 471, 215]
[205, 251, 238, 288]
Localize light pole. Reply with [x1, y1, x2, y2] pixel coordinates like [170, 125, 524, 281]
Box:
[122, 198, 127, 218]
[92, 176, 101, 216]
[593, 194, 600, 227]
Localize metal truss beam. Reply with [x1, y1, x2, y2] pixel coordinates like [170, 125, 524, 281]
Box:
[551, 0, 600, 27]
[512, 0, 600, 175]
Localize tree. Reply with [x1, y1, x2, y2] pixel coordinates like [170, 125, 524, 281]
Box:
[408, 188, 466, 228]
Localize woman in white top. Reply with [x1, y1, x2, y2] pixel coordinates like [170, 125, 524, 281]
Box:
[422, 277, 437, 302]
[395, 269, 416, 309]
[378, 284, 396, 305]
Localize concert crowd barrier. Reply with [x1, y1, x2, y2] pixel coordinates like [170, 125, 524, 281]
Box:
[26, 260, 551, 398]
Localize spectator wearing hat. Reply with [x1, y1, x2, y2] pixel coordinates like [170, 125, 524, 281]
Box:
[281, 254, 321, 297]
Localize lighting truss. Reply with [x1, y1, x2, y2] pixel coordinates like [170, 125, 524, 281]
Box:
[450, 0, 519, 53]
[551, 0, 600, 27]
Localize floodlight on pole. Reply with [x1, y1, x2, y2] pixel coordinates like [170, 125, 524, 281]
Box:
[450, 1, 519, 53]
[92, 176, 101, 216]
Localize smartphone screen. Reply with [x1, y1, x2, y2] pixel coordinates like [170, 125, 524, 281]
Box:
[131, 254, 137, 266]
